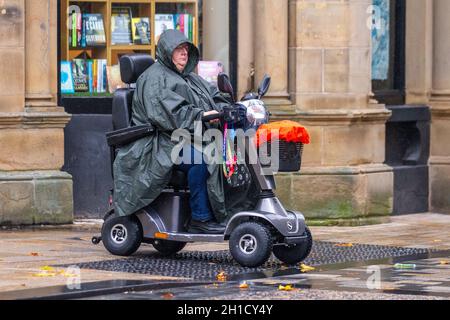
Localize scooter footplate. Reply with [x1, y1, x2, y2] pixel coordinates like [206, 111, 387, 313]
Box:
[162, 232, 225, 243]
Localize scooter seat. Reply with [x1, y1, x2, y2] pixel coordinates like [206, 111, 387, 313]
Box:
[168, 169, 188, 189]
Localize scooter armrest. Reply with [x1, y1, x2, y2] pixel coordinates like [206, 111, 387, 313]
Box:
[106, 125, 155, 147]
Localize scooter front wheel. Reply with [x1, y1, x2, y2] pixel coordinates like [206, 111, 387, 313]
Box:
[101, 215, 142, 256]
[229, 222, 273, 268]
[273, 227, 313, 265]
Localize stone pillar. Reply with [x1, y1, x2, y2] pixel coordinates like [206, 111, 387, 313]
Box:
[25, 0, 59, 111]
[254, 0, 292, 108]
[202, 0, 230, 74]
[0, 0, 73, 225]
[405, 0, 433, 105]
[237, 0, 254, 99]
[272, 0, 393, 226]
[429, 0, 450, 213]
[0, 0, 24, 112]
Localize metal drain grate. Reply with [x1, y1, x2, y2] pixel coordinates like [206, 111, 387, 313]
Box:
[61, 242, 434, 280]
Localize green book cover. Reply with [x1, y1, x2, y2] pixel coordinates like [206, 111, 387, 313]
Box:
[189, 15, 193, 41]
[72, 12, 77, 48]
[72, 59, 89, 92]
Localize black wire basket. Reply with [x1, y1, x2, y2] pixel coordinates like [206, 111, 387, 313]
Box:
[258, 140, 304, 172]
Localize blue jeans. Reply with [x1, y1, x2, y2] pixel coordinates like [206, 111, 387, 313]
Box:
[174, 146, 213, 222]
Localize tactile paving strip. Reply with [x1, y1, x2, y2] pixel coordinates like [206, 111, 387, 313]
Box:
[62, 242, 434, 280]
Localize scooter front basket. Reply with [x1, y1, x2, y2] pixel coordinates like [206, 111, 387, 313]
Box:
[258, 140, 304, 172]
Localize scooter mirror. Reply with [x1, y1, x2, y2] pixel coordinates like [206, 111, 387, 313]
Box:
[258, 74, 271, 99]
[218, 73, 235, 103]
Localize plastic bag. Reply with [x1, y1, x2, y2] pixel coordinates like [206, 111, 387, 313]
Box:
[255, 120, 310, 147]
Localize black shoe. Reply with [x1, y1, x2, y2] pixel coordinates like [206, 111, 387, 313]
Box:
[188, 220, 226, 234]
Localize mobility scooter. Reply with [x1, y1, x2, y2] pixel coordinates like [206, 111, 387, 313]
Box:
[94, 54, 313, 268]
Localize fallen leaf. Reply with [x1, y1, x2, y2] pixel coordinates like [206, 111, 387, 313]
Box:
[216, 271, 227, 282]
[300, 263, 315, 272]
[30, 252, 39, 256]
[40, 266, 55, 272]
[334, 243, 354, 247]
[433, 240, 442, 243]
[239, 282, 249, 289]
[59, 270, 78, 278]
[439, 260, 449, 265]
[32, 271, 57, 277]
[162, 292, 174, 300]
[278, 284, 293, 291]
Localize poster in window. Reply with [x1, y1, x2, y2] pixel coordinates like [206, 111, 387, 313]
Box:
[371, 0, 390, 80]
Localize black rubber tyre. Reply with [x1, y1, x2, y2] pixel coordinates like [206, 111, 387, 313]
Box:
[101, 215, 142, 256]
[273, 227, 313, 265]
[229, 222, 273, 268]
[153, 240, 187, 256]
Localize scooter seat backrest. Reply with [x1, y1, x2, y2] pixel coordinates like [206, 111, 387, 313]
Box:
[112, 54, 155, 131]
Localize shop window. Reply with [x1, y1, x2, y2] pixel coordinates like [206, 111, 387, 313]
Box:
[371, 0, 406, 105]
[57, 0, 233, 113]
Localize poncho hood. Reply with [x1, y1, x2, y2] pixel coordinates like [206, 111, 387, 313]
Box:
[156, 29, 200, 76]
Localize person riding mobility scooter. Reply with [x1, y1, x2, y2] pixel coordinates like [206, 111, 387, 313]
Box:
[94, 34, 313, 268]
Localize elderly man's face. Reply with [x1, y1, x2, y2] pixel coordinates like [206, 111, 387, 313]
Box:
[172, 43, 189, 72]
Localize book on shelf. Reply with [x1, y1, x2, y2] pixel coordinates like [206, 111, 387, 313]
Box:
[69, 12, 106, 48]
[173, 14, 194, 42]
[77, 13, 82, 47]
[107, 64, 126, 94]
[132, 17, 151, 45]
[71, 12, 77, 48]
[111, 6, 133, 45]
[84, 14, 106, 46]
[197, 61, 224, 85]
[155, 14, 194, 44]
[95, 59, 107, 93]
[61, 58, 108, 94]
[72, 59, 89, 92]
[60, 61, 75, 94]
[155, 14, 174, 45]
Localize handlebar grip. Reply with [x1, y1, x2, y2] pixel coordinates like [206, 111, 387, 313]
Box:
[201, 112, 223, 122]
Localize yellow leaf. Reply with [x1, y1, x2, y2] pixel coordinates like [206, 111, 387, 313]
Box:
[278, 284, 293, 291]
[59, 271, 78, 278]
[440, 260, 449, 265]
[40, 266, 55, 272]
[216, 271, 227, 282]
[239, 282, 249, 289]
[32, 271, 57, 277]
[300, 263, 315, 272]
[335, 243, 354, 247]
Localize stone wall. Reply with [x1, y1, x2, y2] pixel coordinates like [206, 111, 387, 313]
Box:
[238, 0, 394, 225]
[0, 0, 73, 225]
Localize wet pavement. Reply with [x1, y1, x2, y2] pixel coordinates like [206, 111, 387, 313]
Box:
[0, 213, 449, 300]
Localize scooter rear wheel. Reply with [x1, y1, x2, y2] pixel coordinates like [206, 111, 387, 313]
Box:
[101, 215, 142, 256]
[273, 227, 313, 265]
[153, 240, 186, 256]
[229, 222, 273, 268]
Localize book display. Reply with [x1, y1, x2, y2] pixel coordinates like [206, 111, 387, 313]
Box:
[60, 0, 198, 96]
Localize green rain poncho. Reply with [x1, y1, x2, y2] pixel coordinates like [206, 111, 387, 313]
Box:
[113, 30, 257, 221]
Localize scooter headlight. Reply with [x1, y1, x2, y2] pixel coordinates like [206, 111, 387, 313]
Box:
[238, 99, 269, 129]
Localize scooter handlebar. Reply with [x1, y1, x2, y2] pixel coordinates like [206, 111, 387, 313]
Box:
[201, 112, 224, 123]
